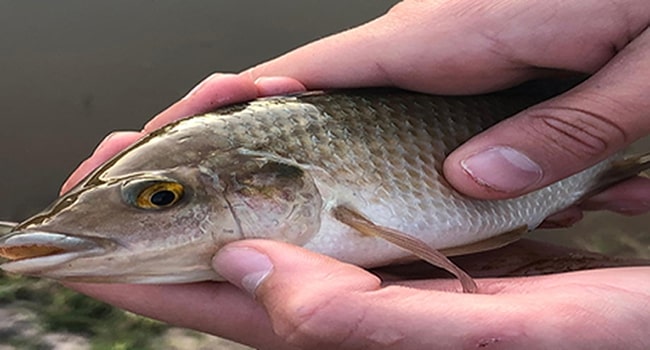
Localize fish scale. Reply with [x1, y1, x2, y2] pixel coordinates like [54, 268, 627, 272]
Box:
[0, 81, 647, 286]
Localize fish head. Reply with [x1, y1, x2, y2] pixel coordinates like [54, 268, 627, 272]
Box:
[0, 165, 240, 283]
[0, 116, 323, 283]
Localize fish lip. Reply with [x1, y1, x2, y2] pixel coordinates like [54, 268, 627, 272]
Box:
[0, 231, 113, 274]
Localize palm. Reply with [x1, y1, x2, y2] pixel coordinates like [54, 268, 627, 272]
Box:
[67, 240, 650, 350]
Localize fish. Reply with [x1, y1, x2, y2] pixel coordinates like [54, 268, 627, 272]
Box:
[1, 80, 648, 293]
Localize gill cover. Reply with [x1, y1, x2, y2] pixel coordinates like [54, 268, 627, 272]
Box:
[215, 154, 323, 245]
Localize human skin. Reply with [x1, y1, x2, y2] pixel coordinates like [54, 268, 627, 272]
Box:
[60, 0, 650, 349]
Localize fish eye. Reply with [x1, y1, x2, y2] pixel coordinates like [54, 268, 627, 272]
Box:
[150, 190, 177, 206]
[129, 181, 184, 210]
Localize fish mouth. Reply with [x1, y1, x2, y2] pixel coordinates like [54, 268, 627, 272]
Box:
[0, 231, 111, 274]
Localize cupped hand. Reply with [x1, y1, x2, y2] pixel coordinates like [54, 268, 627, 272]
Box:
[247, 0, 650, 216]
[66, 239, 650, 350]
[63, 0, 650, 218]
[58, 0, 650, 348]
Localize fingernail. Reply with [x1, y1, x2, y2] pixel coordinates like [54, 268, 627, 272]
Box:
[253, 76, 284, 85]
[182, 73, 226, 100]
[253, 77, 286, 95]
[254, 76, 306, 96]
[92, 132, 119, 156]
[213, 246, 273, 296]
[461, 146, 543, 193]
[60, 158, 91, 195]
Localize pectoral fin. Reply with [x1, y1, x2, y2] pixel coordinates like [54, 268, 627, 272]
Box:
[440, 225, 528, 257]
[333, 205, 478, 293]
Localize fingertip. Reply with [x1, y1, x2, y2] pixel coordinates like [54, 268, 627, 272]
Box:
[213, 240, 380, 298]
[60, 158, 92, 195]
[253, 76, 307, 96]
[143, 73, 259, 133]
[213, 240, 381, 347]
[182, 73, 228, 100]
[59, 131, 143, 194]
[443, 145, 543, 200]
[443, 69, 649, 201]
[213, 244, 274, 296]
[580, 176, 650, 215]
[540, 206, 584, 228]
[92, 131, 143, 157]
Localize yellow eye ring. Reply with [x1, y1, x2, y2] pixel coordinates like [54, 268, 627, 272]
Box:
[135, 182, 184, 209]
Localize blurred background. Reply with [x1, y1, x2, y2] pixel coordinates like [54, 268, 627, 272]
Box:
[0, 1, 647, 349]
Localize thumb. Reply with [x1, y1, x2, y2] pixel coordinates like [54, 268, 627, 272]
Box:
[444, 29, 650, 199]
[212, 240, 381, 349]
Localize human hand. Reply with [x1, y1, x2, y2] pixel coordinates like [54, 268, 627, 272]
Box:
[63, 0, 650, 220]
[58, 0, 650, 348]
[60, 74, 307, 193]
[243, 0, 650, 222]
[66, 239, 650, 349]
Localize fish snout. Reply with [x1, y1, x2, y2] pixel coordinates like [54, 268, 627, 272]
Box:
[0, 230, 111, 273]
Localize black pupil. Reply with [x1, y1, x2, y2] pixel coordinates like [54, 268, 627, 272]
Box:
[150, 190, 176, 206]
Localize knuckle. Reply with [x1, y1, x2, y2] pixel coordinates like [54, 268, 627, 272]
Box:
[270, 292, 364, 348]
[527, 104, 628, 160]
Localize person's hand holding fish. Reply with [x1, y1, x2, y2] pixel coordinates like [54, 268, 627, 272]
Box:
[3, 0, 650, 349]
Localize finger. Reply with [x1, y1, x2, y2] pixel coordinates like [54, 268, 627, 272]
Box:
[143, 73, 259, 132]
[213, 240, 383, 349]
[244, 6, 530, 93]
[539, 206, 584, 229]
[374, 239, 649, 282]
[65, 282, 295, 350]
[539, 177, 650, 226]
[580, 176, 650, 215]
[253, 76, 307, 96]
[444, 28, 650, 199]
[69, 245, 650, 350]
[245, 0, 650, 94]
[61, 75, 304, 195]
[60, 131, 142, 194]
[143, 74, 305, 132]
[213, 241, 650, 349]
[539, 175, 650, 226]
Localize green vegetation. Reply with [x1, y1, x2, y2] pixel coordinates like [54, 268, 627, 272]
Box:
[0, 273, 167, 350]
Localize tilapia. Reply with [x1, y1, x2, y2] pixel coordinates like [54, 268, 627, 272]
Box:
[1, 81, 648, 293]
